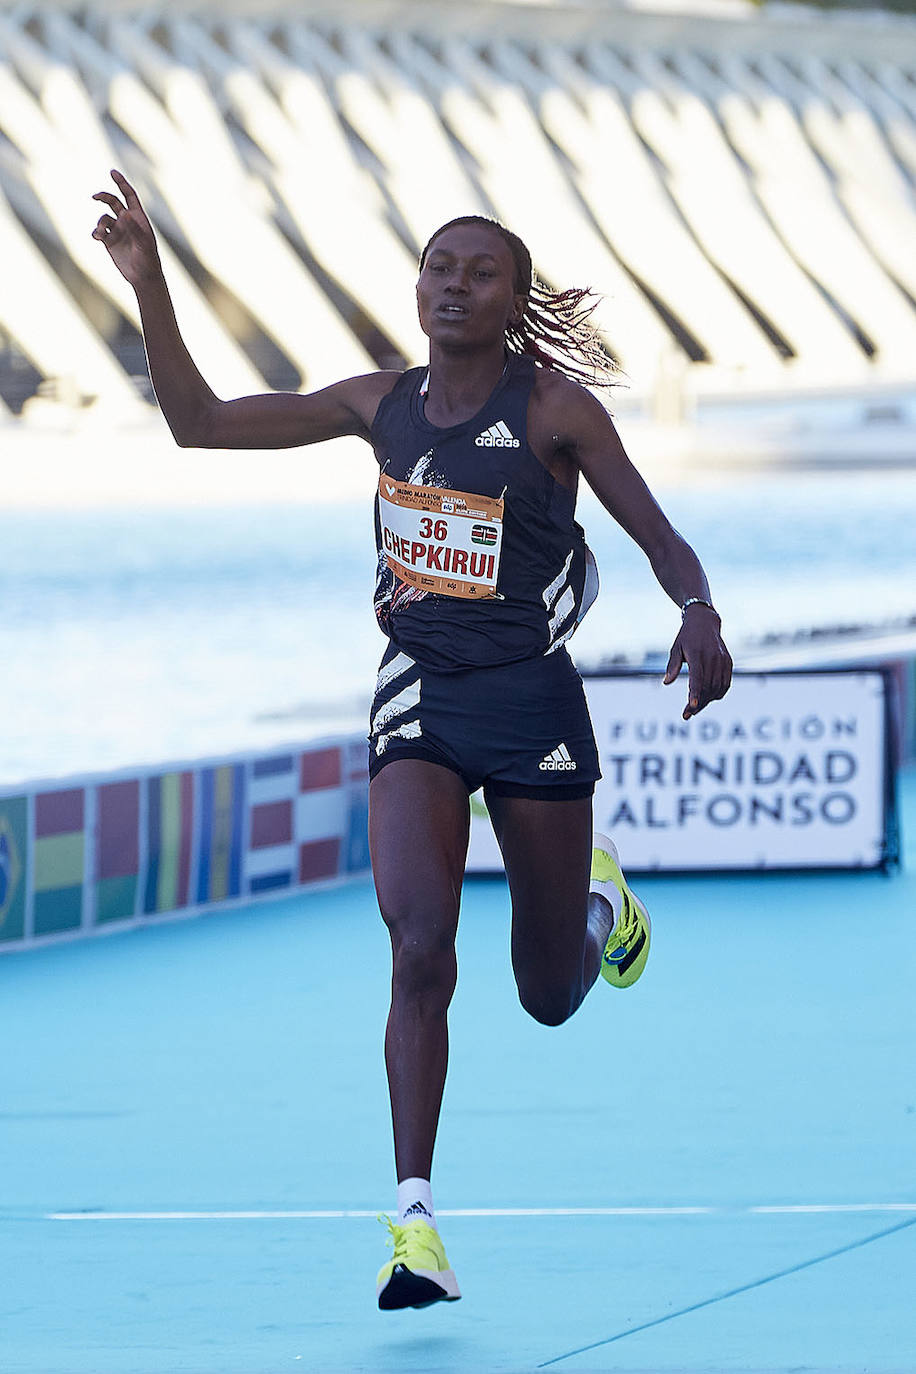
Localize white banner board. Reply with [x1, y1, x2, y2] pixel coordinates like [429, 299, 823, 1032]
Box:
[467, 670, 891, 873]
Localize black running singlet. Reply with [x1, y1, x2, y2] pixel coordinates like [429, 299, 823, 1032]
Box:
[370, 354, 598, 672]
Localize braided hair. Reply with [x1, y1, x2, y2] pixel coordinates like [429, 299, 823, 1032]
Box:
[419, 216, 619, 391]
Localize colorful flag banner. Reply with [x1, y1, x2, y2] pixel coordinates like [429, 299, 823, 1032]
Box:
[0, 796, 27, 943]
[144, 771, 195, 915]
[0, 731, 375, 951]
[196, 764, 245, 904]
[33, 788, 85, 936]
[96, 779, 140, 925]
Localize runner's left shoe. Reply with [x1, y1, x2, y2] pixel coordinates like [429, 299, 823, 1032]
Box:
[592, 832, 651, 989]
[376, 1215, 461, 1310]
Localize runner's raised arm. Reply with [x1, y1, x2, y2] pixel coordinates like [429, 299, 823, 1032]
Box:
[92, 169, 394, 449]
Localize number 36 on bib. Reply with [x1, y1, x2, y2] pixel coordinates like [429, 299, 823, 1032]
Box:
[378, 475, 504, 600]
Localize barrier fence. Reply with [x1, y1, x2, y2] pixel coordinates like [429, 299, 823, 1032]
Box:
[0, 666, 907, 953]
[0, 736, 371, 953]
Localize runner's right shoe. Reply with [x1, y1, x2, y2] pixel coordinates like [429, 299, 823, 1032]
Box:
[592, 832, 651, 989]
[376, 1215, 461, 1310]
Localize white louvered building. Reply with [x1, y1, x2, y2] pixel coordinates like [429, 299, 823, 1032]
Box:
[1, 0, 915, 472]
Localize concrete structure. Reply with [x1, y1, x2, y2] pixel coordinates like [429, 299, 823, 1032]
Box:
[1, 0, 915, 465]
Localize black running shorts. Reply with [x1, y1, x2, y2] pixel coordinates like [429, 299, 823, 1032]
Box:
[368, 641, 601, 799]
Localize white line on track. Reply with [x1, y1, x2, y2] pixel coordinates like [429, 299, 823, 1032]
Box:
[46, 1204, 916, 1221]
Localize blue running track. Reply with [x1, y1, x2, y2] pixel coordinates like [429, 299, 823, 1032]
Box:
[3, 771, 914, 1373]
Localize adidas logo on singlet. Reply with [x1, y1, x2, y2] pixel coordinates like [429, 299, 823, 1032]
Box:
[539, 743, 577, 772]
[475, 420, 520, 448]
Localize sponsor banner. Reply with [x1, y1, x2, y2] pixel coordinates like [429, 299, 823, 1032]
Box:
[589, 671, 890, 870]
[33, 787, 86, 936]
[378, 474, 503, 599]
[467, 670, 894, 873]
[96, 779, 140, 924]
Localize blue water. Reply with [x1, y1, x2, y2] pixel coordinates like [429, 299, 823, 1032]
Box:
[2, 468, 915, 785]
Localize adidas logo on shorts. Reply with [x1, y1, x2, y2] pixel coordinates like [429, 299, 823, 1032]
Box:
[475, 420, 520, 448]
[539, 743, 577, 772]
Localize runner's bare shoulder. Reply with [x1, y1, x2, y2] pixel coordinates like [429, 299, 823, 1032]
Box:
[336, 369, 404, 438]
[528, 365, 607, 447]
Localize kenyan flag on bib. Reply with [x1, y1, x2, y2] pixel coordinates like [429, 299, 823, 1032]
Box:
[471, 524, 498, 546]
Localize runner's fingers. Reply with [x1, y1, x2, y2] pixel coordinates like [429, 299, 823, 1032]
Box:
[92, 213, 118, 240]
[662, 640, 683, 686]
[110, 168, 142, 209]
[686, 652, 721, 717]
[92, 191, 124, 215]
[689, 650, 732, 713]
[684, 673, 702, 718]
[711, 648, 733, 700]
[716, 662, 733, 700]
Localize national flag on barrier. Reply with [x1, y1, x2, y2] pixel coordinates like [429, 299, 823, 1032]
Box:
[246, 753, 297, 895]
[96, 779, 140, 925]
[246, 745, 368, 895]
[197, 763, 245, 904]
[296, 745, 347, 883]
[144, 770, 194, 915]
[0, 795, 27, 943]
[33, 788, 85, 936]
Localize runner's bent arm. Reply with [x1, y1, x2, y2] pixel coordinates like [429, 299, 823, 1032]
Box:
[92, 170, 392, 448]
[531, 373, 732, 719]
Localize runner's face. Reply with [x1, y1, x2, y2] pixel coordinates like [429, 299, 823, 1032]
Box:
[417, 225, 525, 347]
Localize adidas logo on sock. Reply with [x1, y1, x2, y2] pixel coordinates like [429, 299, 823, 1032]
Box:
[475, 420, 520, 448]
[403, 1200, 433, 1220]
[539, 742, 577, 772]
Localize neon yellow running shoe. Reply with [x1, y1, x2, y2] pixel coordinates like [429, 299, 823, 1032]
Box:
[376, 1215, 461, 1310]
[592, 832, 651, 989]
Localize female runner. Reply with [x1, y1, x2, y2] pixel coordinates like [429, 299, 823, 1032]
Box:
[92, 170, 732, 1310]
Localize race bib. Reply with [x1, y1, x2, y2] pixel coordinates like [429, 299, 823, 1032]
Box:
[378, 475, 504, 600]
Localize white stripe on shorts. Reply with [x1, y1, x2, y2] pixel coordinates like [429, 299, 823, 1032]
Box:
[371, 679, 421, 739]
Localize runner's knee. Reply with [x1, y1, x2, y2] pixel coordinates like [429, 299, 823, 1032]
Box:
[386, 918, 458, 1010]
[514, 971, 578, 1027]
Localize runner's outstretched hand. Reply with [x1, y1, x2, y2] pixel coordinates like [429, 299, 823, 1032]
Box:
[663, 607, 732, 720]
[91, 170, 161, 288]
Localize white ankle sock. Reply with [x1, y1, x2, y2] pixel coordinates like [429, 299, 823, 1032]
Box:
[397, 1177, 436, 1227]
[589, 876, 623, 930]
